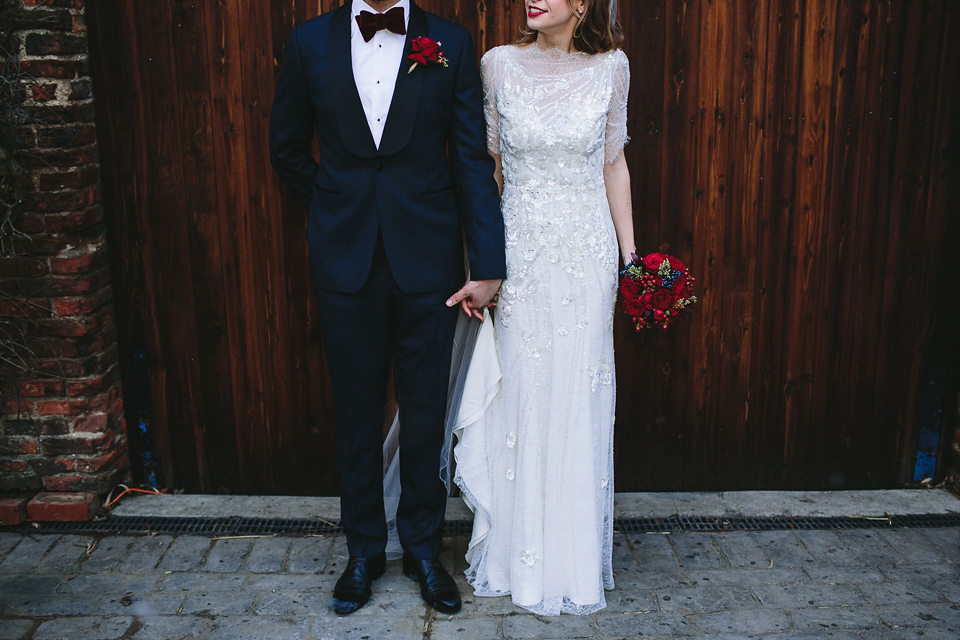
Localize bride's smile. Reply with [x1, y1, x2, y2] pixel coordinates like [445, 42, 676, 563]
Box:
[525, 0, 582, 33]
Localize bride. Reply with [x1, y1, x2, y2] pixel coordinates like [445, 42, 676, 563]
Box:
[451, 0, 635, 616]
[384, 0, 632, 616]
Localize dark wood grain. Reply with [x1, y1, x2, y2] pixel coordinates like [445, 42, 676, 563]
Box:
[87, 0, 960, 494]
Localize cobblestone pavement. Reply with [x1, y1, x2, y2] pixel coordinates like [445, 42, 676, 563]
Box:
[0, 527, 958, 639]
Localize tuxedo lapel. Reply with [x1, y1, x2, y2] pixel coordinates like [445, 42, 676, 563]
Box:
[328, 3, 378, 159]
[377, 3, 427, 157]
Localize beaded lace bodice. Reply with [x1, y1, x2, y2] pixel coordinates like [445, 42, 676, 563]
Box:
[482, 44, 629, 330]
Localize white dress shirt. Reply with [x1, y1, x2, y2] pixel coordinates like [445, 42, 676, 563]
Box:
[351, 0, 410, 148]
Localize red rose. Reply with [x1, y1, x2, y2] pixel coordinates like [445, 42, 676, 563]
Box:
[642, 252, 665, 271]
[652, 288, 674, 310]
[664, 256, 685, 272]
[407, 37, 443, 65]
[622, 299, 644, 316]
[620, 277, 642, 299]
[671, 274, 687, 294]
[641, 293, 653, 308]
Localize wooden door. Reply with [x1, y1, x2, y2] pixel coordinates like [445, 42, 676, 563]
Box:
[86, 0, 960, 494]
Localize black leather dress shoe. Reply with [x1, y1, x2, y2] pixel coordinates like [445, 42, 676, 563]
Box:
[331, 553, 386, 614]
[402, 551, 462, 614]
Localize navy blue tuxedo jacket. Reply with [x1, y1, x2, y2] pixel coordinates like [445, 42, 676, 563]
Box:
[269, 2, 506, 293]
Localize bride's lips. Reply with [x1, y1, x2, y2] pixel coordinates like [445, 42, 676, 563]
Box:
[528, 6, 546, 18]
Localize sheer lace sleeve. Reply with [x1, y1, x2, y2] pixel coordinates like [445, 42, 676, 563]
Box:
[605, 49, 630, 164]
[480, 47, 501, 155]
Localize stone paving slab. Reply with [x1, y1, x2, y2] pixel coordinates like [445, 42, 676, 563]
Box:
[0, 527, 957, 639]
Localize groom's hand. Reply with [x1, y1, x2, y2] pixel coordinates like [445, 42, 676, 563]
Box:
[446, 279, 502, 321]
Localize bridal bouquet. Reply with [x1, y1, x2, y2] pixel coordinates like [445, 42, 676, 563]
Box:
[620, 252, 698, 330]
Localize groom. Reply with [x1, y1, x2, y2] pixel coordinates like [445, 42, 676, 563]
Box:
[269, 0, 504, 616]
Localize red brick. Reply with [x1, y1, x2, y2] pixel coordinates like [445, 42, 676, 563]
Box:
[17, 379, 65, 397]
[30, 82, 58, 102]
[73, 412, 107, 433]
[41, 430, 113, 455]
[31, 456, 75, 475]
[36, 165, 99, 191]
[0, 257, 50, 277]
[71, 11, 85, 32]
[66, 368, 117, 396]
[33, 359, 86, 378]
[27, 492, 101, 523]
[3, 398, 35, 415]
[35, 398, 89, 416]
[0, 297, 54, 318]
[76, 449, 119, 474]
[0, 472, 42, 493]
[50, 247, 106, 275]
[14, 6, 74, 31]
[34, 315, 101, 338]
[18, 145, 98, 168]
[0, 460, 30, 473]
[107, 398, 124, 422]
[80, 344, 120, 377]
[69, 79, 91, 99]
[27, 101, 97, 125]
[24, 32, 87, 57]
[0, 498, 29, 526]
[43, 204, 103, 234]
[12, 211, 46, 234]
[24, 185, 99, 213]
[0, 437, 40, 455]
[17, 59, 86, 79]
[55, 288, 111, 317]
[19, 266, 111, 297]
[35, 125, 97, 149]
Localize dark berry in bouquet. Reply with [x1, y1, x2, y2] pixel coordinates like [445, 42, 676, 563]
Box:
[620, 252, 698, 330]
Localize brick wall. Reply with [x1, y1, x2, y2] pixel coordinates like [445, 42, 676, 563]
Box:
[0, 0, 129, 494]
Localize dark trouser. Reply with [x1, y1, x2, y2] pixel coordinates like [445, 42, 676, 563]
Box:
[316, 236, 459, 560]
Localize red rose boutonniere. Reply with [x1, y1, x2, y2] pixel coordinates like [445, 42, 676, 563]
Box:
[407, 37, 448, 74]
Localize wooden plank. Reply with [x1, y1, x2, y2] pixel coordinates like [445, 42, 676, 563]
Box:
[686, 0, 734, 487]
[612, 0, 668, 492]
[713, 0, 769, 488]
[751, 0, 803, 487]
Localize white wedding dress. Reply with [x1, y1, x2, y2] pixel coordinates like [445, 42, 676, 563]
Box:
[452, 43, 630, 616]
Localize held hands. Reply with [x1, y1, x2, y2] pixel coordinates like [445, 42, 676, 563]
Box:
[446, 279, 502, 321]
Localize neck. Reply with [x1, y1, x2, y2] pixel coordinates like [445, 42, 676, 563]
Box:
[534, 20, 578, 53]
[362, 0, 402, 12]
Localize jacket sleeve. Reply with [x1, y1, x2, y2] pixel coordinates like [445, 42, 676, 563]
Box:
[447, 32, 507, 281]
[269, 28, 318, 209]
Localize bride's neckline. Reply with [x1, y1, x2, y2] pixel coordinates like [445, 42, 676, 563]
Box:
[513, 42, 590, 58]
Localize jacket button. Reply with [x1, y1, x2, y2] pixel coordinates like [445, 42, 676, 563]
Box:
[375, 162, 383, 171]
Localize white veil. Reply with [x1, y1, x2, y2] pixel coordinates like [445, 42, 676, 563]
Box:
[381, 308, 500, 558]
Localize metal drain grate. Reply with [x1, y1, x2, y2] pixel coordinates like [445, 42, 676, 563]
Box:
[17, 512, 960, 537]
[28, 516, 343, 536]
[614, 513, 960, 534]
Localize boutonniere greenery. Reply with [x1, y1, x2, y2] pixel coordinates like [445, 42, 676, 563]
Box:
[407, 37, 448, 74]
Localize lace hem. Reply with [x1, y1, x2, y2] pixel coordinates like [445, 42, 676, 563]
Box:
[462, 534, 613, 616]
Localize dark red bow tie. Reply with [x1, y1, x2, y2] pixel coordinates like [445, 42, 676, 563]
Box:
[356, 7, 406, 43]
